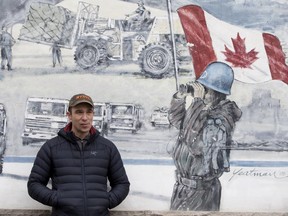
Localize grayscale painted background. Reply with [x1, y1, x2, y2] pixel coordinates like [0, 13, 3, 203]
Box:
[0, 0, 287, 212]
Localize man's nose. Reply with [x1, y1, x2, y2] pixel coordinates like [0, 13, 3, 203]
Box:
[82, 113, 89, 120]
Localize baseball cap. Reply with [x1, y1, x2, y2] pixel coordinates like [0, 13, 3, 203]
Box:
[68, 93, 94, 108]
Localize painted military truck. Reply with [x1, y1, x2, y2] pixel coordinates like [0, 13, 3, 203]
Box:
[22, 97, 69, 145]
[150, 106, 170, 127]
[18, 1, 190, 78]
[93, 102, 109, 136]
[108, 102, 144, 134]
[0, 104, 7, 174]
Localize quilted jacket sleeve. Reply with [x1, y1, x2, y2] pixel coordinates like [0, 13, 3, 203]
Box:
[27, 142, 58, 207]
[107, 143, 130, 209]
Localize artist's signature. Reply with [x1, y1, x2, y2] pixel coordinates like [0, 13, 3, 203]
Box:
[228, 168, 288, 181]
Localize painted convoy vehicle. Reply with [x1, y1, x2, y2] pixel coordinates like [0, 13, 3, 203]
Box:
[150, 106, 170, 127]
[109, 103, 144, 133]
[94, 102, 144, 134]
[22, 97, 69, 145]
[22, 98, 144, 145]
[18, 1, 190, 78]
[0, 104, 7, 174]
[93, 102, 109, 136]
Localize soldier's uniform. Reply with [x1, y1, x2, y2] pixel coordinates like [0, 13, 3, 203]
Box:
[168, 62, 242, 211]
[1, 30, 15, 70]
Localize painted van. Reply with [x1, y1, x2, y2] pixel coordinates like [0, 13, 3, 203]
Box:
[21, 97, 69, 145]
[93, 102, 109, 136]
[108, 102, 144, 133]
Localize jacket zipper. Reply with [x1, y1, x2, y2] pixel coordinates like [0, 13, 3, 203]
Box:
[80, 141, 88, 216]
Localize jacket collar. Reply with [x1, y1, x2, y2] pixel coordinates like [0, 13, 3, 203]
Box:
[63, 122, 98, 135]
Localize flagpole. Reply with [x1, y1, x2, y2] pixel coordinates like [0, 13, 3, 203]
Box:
[167, 0, 179, 91]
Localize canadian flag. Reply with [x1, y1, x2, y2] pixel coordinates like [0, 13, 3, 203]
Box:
[177, 5, 288, 84]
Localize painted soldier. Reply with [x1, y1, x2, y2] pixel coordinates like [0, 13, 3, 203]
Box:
[51, 42, 62, 67]
[1, 26, 15, 71]
[125, 1, 151, 30]
[168, 62, 242, 211]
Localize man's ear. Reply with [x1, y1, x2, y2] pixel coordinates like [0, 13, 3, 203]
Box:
[67, 111, 72, 121]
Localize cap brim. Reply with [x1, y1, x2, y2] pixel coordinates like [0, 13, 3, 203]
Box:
[69, 100, 94, 107]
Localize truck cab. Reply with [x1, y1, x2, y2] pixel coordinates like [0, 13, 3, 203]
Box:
[93, 102, 108, 136]
[108, 103, 144, 133]
[22, 97, 69, 145]
[0, 104, 7, 174]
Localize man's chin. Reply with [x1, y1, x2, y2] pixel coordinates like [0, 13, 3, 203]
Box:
[81, 125, 91, 132]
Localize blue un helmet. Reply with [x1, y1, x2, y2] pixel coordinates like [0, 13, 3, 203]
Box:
[196, 61, 234, 95]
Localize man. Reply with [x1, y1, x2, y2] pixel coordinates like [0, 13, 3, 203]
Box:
[0, 26, 15, 71]
[125, 1, 151, 30]
[51, 42, 62, 67]
[168, 62, 242, 211]
[27, 93, 130, 216]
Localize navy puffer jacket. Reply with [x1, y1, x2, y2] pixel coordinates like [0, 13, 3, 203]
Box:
[27, 123, 130, 216]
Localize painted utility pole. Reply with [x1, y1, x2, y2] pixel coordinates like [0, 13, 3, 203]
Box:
[167, 0, 179, 91]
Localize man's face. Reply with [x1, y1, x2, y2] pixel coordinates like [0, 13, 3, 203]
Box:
[67, 103, 94, 139]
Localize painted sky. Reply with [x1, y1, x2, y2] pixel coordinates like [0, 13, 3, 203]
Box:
[1, 0, 288, 33]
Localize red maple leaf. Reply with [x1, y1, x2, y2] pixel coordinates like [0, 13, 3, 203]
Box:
[222, 33, 259, 68]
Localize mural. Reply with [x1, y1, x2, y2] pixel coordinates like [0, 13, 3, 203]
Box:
[0, 0, 288, 213]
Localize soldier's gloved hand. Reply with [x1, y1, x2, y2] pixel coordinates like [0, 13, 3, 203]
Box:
[191, 82, 205, 99]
